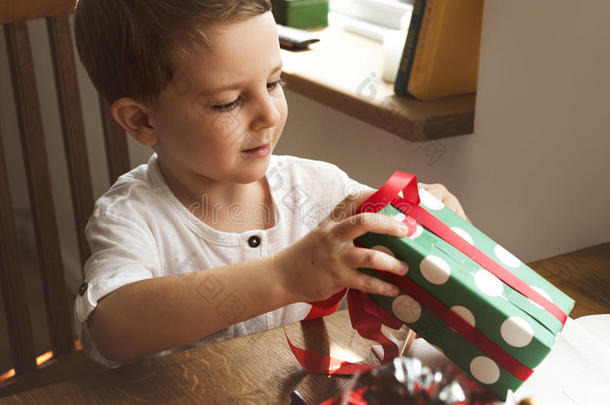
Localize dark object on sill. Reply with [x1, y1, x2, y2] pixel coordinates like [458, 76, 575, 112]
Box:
[272, 0, 328, 29]
[277, 24, 320, 50]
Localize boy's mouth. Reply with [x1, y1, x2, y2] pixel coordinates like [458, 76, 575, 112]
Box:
[241, 143, 271, 157]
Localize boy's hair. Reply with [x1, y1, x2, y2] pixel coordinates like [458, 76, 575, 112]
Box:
[74, 0, 272, 104]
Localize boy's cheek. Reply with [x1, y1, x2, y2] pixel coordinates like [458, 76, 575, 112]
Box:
[189, 97, 216, 121]
[211, 113, 242, 140]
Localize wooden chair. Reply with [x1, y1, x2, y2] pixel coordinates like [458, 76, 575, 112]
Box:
[0, 0, 131, 396]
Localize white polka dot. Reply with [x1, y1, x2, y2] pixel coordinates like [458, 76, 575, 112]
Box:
[494, 245, 521, 268]
[501, 316, 534, 348]
[420, 255, 451, 285]
[371, 245, 395, 257]
[470, 356, 500, 384]
[409, 224, 424, 239]
[450, 227, 474, 245]
[474, 270, 504, 297]
[397, 190, 404, 198]
[450, 306, 476, 328]
[391, 295, 421, 323]
[419, 189, 445, 210]
[529, 286, 553, 309]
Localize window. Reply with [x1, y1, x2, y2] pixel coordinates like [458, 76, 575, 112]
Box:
[328, 0, 413, 42]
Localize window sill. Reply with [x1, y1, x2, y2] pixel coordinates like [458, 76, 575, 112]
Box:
[280, 26, 475, 141]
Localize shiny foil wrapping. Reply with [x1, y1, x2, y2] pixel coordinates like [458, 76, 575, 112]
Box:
[320, 357, 499, 405]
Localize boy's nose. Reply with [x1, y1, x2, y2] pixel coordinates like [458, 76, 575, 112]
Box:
[251, 93, 281, 130]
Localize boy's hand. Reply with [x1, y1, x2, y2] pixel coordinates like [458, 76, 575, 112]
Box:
[419, 183, 471, 223]
[274, 190, 410, 303]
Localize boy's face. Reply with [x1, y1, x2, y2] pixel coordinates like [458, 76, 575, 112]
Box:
[150, 11, 287, 186]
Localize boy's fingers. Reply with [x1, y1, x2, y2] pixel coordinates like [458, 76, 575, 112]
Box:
[421, 183, 470, 222]
[447, 197, 468, 221]
[441, 193, 470, 222]
[348, 272, 400, 297]
[339, 212, 408, 241]
[345, 247, 408, 276]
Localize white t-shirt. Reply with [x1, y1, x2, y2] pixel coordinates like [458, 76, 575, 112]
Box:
[74, 154, 368, 367]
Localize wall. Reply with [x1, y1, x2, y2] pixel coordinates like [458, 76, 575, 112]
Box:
[276, 0, 610, 263]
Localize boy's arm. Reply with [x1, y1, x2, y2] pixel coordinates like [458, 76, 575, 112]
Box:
[88, 255, 287, 361]
[88, 191, 410, 362]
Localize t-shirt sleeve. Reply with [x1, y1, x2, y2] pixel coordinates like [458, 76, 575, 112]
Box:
[75, 213, 159, 324]
[73, 212, 159, 366]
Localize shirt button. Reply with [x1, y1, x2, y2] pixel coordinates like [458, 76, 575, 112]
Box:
[78, 282, 88, 296]
[247, 235, 261, 248]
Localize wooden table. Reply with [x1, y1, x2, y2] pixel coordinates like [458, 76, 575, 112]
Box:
[2, 243, 609, 404]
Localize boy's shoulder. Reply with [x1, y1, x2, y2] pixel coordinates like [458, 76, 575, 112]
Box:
[90, 154, 166, 222]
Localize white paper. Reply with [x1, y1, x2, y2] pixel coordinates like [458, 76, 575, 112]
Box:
[407, 315, 610, 405]
[511, 315, 610, 404]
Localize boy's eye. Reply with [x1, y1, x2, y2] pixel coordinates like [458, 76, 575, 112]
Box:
[213, 98, 241, 112]
[267, 77, 287, 91]
[212, 78, 286, 113]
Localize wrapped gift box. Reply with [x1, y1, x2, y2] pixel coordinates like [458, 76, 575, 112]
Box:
[354, 182, 574, 399]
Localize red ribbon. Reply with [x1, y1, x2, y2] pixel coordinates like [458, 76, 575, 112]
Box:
[303, 290, 345, 321]
[283, 327, 375, 375]
[286, 288, 402, 375]
[287, 171, 567, 382]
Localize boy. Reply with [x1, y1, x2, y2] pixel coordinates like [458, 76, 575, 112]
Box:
[73, 0, 468, 367]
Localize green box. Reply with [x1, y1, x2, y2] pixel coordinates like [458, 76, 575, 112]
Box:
[271, 0, 328, 29]
[355, 188, 574, 400]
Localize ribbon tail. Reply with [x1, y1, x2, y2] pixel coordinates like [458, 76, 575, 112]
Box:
[283, 327, 375, 375]
[348, 290, 399, 362]
[284, 289, 401, 377]
[305, 289, 347, 320]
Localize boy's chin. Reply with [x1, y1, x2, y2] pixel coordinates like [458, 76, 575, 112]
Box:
[234, 156, 271, 184]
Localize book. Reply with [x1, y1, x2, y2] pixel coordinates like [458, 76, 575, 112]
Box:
[404, 0, 484, 100]
[393, 0, 426, 96]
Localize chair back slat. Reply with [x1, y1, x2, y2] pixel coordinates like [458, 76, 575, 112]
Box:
[4, 21, 74, 358]
[0, 0, 75, 24]
[0, 128, 37, 375]
[46, 15, 93, 272]
[99, 96, 130, 185]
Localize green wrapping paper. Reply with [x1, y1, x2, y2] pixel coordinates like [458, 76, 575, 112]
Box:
[355, 188, 574, 399]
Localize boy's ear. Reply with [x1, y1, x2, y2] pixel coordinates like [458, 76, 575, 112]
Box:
[111, 98, 158, 146]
